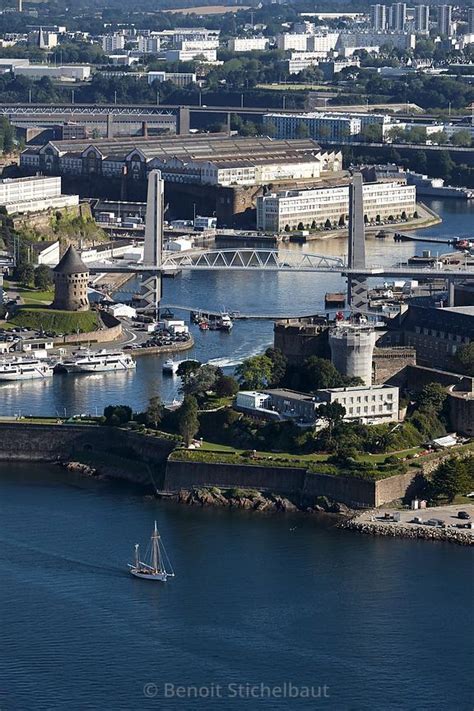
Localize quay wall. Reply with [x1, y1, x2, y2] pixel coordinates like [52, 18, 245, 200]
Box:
[0, 423, 174, 485]
[163, 460, 418, 508]
[0, 423, 428, 508]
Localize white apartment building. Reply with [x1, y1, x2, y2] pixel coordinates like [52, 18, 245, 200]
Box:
[164, 48, 217, 62]
[288, 53, 327, 74]
[414, 5, 430, 34]
[264, 111, 388, 141]
[14, 64, 91, 81]
[137, 36, 161, 54]
[256, 181, 416, 232]
[147, 71, 196, 86]
[276, 33, 311, 52]
[336, 31, 415, 55]
[227, 37, 269, 52]
[178, 39, 219, 52]
[314, 384, 399, 424]
[437, 5, 453, 36]
[371, 5, 387, 31]
[101, 34, 126, 53]
[0, 176, 79, 215]
[389, 3, 407, 31]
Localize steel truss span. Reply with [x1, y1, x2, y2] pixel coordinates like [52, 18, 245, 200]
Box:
[161, 249, 345, 271]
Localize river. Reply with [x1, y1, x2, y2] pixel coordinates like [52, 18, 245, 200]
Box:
[1, 198, 473, 417]
[0, 462, 472, 710]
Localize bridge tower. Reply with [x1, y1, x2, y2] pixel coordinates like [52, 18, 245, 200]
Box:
[141, 170, 164, 318]
[347, 173, 368, 312]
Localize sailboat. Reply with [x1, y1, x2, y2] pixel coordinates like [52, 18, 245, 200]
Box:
[128, 521, 175, 582]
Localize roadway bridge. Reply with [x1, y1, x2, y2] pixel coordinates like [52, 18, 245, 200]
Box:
[87, 248, 474, 281]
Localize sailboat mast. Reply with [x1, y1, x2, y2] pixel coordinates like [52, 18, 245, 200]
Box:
[152, 521, 161, 571]
[135, 543, 140, 568]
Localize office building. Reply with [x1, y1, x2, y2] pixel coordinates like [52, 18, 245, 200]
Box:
[370, 5, 387, 31]
[414, 5, 430, 34]
[137, 36, 161, 54]
[13, 64, 91, 81]
[256, 181, 416, 232]
[163, 48, 217, 62]
[437, 5, 453, 37]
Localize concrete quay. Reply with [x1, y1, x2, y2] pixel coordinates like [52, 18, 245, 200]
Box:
[341, 504, 474, 545]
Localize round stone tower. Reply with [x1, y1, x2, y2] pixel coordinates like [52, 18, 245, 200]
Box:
[51, 245, 89, 312]
[329, 322, 376, 386]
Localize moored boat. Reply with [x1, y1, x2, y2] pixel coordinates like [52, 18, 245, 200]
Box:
[0, 357, 54, 381]
[62, 349, 136, 373]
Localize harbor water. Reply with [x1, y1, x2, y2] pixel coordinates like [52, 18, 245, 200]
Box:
[0, 198, 473, 417]
[0, 463, 472, 710]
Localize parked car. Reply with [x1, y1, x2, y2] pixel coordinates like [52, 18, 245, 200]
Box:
[458, 511, 471, 520]
[426, 518, 445, 527]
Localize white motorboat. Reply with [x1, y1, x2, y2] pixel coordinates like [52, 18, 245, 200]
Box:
[0, 357, 54, 381]
[219, 312, 233, 331]
[162, 358, 180, 374]
[128, 522, 175, 582]
[62, 349, 136, 373]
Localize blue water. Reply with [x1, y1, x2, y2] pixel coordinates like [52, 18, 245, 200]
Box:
[0, 463, 472, 711]
[0, 199, 472, 416]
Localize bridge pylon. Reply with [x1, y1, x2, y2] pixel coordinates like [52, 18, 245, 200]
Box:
[347, 173, 368, 313]
[140, 169, 164, 319]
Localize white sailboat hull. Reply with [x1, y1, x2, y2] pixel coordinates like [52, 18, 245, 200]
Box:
[129, 567, 171, 582]
[68, 361, 135, 373]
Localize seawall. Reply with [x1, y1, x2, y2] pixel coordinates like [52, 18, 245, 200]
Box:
[0, 423, 174, 486]
[163, 459, 423, 509]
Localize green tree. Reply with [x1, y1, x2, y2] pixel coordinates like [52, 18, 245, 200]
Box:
[455, 342, 474, 376]
[215, 374, 239, 398]
[265, 347, 287, 386]
[178, 395, 199, 446]
[146, 396, 164, 429]
[235, 354, 274, 390]
[414, 383, 447, 416]
[360, 123, 383, 143]
[315, 401, 346, 447]
[295, 122, 310, 139]
[16, 262, 34, 286]
[451, 129, 472, 147]
[430, 457, 474, 502]
[180, 363, 220, 399]
[301, 356, 343, 391]
[103, 404, 132, 426]
[176, 359, 201, 387]
[34, 264, 53, 290]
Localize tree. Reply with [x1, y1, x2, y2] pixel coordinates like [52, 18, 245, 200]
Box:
[451, 130, 472, 148]
[455, 343, 474, 376]
[146, 396, 163, 429]
[360, 123, 382, 143]
[301, 357, 343, 391]
[103, 404, 132, 426]
[235, 354, 274, 390]
[215, 374, 239, 398]
[34, 264, 53, 290]
[178, 395, 199, 446]
[315, 401, 346, 446]
[414, 383, 447, 416]
[15, 262, 34, 286]
[265, 347, 287, 386]
[177, 359, 201, 387]
[180, 363, 220, 399]
[430, 457, 474, 502]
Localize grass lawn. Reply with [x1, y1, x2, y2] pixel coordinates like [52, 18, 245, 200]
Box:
[10, 308, 100, 335]
[256, 83, 337, 92]
[4, 280, 53, 305]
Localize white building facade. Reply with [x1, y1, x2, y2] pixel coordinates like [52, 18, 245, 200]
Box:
[256, 181, 416, 232]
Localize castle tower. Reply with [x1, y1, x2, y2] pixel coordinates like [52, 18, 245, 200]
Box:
[347, 173, 368, 312]
[52, 245, 89, 312]
[329, 321, 376, 386]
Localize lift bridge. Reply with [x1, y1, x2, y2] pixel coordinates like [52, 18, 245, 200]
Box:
[88, 171, 474, 316]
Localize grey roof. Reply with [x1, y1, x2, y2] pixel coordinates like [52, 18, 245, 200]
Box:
[53, 245, 88, 275]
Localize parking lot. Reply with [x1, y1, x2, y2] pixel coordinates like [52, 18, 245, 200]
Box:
[363, 503, 474, 533]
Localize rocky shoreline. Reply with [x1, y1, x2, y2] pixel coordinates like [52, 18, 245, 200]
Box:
[340, 518, 473, 546]
[161, 486, 352, 516]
